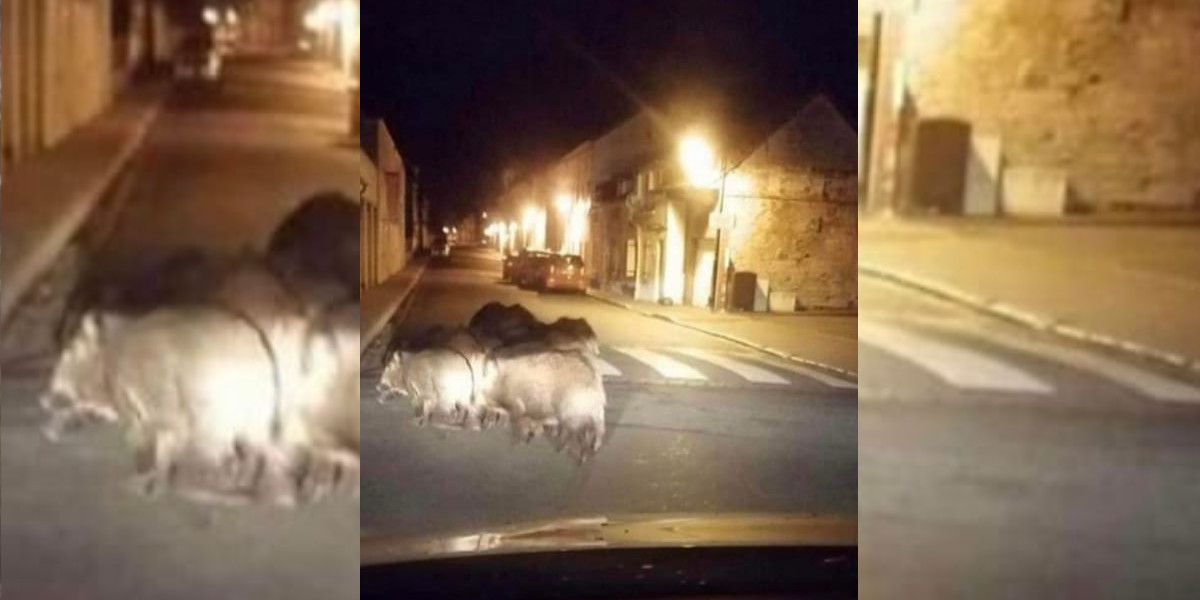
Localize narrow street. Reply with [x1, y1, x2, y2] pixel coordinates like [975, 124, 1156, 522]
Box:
[858, 276, 1200, 598]
[0, 56, 358, 599]
[361, 247, 857, 539]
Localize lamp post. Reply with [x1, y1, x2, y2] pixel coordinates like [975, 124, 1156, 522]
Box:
[710, 158, 730, 312]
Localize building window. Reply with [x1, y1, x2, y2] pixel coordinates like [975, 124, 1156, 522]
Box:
[625, 239, 637, 278]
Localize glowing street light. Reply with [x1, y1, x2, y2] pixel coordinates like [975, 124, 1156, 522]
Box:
[679, 134, 719, 188]
[555, 194, 573, 215]
[203, 6, 220, 25]
[522, 206, 538, 232]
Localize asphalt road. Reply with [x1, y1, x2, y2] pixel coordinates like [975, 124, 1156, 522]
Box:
[858, 276, 1200, 599]
[361, 248, 858, 539]
[0, 56, 358, 599]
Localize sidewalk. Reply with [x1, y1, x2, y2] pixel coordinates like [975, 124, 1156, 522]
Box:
[361, 260, 426, 353]
[0, 83, 167, 326]
[860, 216, 1200, 372]
[588, 289, 858, 376]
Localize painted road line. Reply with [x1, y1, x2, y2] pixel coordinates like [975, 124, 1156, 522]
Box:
[591, 356, 623, 378]
[673, 348, 790, 385]
[984, 333, 1200, 404]
[755, 357, 859, 390]
[612, 347, 708, 381]
[859, 321, 1054, 394]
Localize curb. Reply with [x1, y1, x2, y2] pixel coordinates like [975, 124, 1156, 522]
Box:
[0, 92, 166, 328]
[586, 291, 858, 381]
[858, 262, 1200, 377]
[361, 263, 426, 354]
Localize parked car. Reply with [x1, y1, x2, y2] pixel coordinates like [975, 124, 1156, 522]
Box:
[431, 237, 451, 260]
[503, 249, 545, 282]
[537, 254, 587, 293]
[174, 31, 222, 82]
[501, 251, 522, 281]
[515, 252, 554, 289]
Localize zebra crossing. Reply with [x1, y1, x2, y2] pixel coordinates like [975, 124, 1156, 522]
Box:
[594, 346, 856, 391]
[860, 317, 1200, 405]
[360, 329, 856, 392]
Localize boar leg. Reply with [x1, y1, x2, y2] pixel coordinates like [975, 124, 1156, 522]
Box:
[297, 447, 359, 503]
[480, 406, 509, 429]
[253, 446, 301, 507]
[131, 430, 183, 498]
[223, 437, 268, 492]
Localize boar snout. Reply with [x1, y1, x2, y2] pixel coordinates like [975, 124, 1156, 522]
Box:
[40, 391, 118, 442]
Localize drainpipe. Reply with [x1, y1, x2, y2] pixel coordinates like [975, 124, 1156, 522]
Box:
[710, 158, 729, 312]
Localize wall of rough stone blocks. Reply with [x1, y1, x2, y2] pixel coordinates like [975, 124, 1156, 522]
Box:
[902, 0, 1200, 210]
[725, 166, 858, 309]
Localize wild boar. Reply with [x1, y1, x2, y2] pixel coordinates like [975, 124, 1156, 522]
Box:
[479, 348, 607, 463]
[467, 302, 543, 346]
[502, 316, 600, 356]
[282, 301, 361, 502]
[266, 191, 360, 302]
[379, 344, 488, 430]
[42, 307, 298, 505]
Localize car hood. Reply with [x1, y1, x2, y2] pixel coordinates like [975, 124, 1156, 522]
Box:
[361, 512, 856, 565]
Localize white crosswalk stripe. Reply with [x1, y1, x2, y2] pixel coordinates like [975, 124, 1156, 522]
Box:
[673, 348, 791, 385]
[982, 333, 1200, 404]
[612, 347, 708, 381]
[749, 357, 858, 389]
[860, 321, 1054, 394]
[591, 356, 623, 377]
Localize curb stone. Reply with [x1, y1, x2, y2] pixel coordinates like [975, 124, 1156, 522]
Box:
[858, 262, 1200, 378]
[586, 290, 858, 381]
[1, 91, 166, 328]
[360, 263, 426, 354]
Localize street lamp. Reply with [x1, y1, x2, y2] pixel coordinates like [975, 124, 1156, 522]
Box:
[679, 134, 719, 188]
[678, 132, 730, 311]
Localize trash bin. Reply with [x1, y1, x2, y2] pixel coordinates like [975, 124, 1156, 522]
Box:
[729, 271, 757, 312]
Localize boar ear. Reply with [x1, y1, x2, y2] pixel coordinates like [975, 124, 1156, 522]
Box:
[87, 312, 129, 338]
[79, 311, 103, 340]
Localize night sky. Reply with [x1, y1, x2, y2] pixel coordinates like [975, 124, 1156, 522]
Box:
[363, 0, 855, 223]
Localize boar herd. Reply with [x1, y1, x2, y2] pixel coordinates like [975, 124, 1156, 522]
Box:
[40, 192, 361, 506]
[378, 302, 608, 463]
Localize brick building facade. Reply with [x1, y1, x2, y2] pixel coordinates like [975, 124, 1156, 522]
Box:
[722, 98, 858, 309]
[861, 0, 1200, 215]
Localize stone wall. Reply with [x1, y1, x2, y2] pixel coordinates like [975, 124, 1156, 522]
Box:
[725, 167, 858, 309]
[903, 0, 1200, 210]
[2, 0, 114, 172]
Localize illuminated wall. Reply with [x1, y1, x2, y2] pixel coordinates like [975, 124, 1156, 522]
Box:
[897, 0, 1200, 210]
[723, 96, 858, 310]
